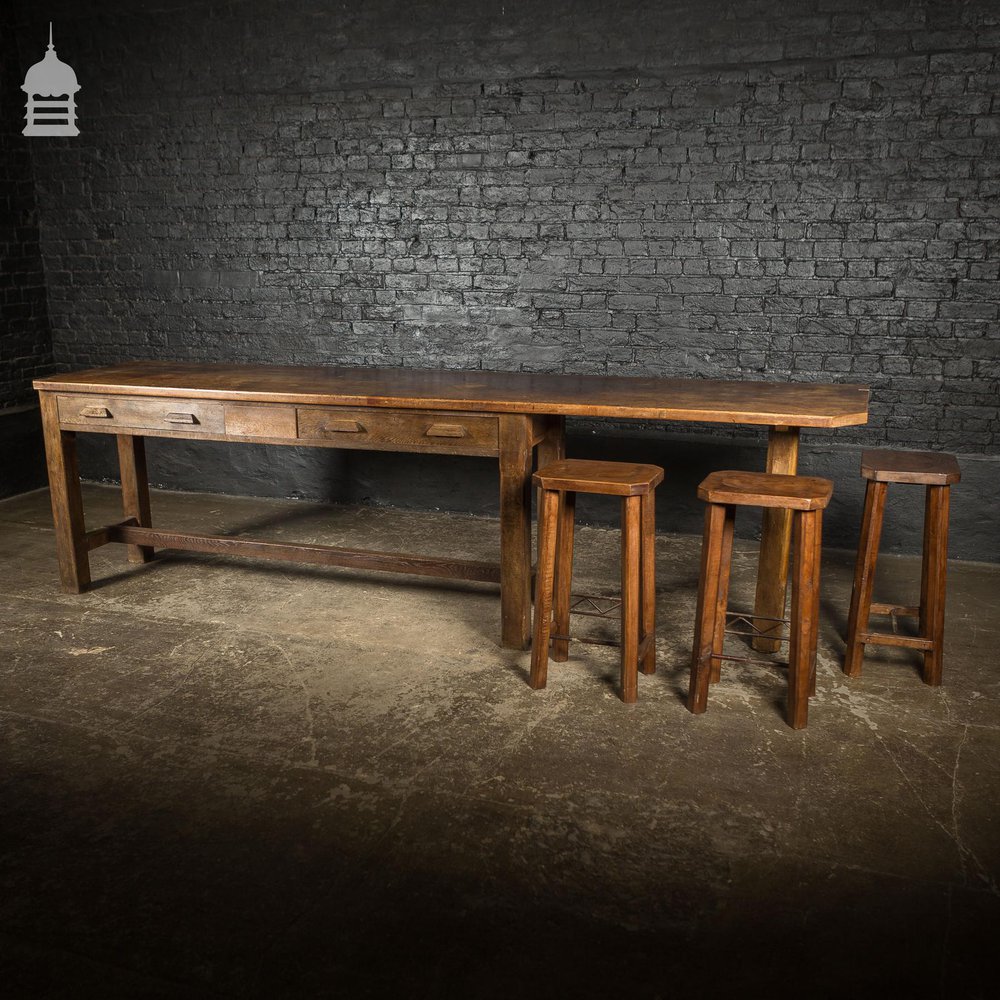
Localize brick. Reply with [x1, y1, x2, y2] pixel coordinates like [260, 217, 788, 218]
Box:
[5, 0, 997, 467]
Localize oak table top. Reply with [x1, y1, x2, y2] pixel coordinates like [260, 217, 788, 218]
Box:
[34, 361, 870, 428]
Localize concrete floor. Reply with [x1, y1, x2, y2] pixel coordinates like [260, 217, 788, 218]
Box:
[0, 484, 997, 999]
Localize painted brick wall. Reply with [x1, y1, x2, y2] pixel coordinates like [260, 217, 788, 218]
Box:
[0, 22, 52, 497]
[1, 22, 52, 409]
[9, 0, 1000, 554]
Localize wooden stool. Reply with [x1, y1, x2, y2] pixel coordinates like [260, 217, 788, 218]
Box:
[530, 459, 663, 703]
[687, 471, 833, 729]
[844, 449, 961, 686]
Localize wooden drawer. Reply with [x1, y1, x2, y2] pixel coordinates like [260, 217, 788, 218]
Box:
[296, 406, 499, 456]
[57, 393, 225, 436]
[224, 404, 297, 440]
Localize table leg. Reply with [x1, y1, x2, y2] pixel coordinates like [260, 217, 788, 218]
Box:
[117, 434, 154, 563]
[752, 425, 800, 652]
[535, 414, 566, 469]
[499, 414, 533, 649]
[39, 393, 90, 593]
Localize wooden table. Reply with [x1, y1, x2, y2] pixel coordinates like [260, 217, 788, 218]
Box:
[34, 362, 869, 651]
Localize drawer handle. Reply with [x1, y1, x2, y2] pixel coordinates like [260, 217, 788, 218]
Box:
[322, 419, 365, 434]
[79, 406, 112, 419]
[426, 423, 467, 438]
[164, 412, 199, 425]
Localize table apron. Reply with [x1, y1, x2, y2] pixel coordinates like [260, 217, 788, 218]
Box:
[55, 393, 532, 458]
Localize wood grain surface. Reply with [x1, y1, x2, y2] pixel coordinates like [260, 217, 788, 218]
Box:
[698, 470, 834, 511]
[35, 361, 870, 427]
[861, 448, 961, 485]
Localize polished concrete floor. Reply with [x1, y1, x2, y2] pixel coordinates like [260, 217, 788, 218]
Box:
[0, 484, 998, 999]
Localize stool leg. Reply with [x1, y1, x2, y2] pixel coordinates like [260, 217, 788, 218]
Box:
[844, 480, 887, 678]
[687, 503, 728, 715]
[620, 495, 641, 704]
[788, 510, 820, 729]
[710, 504, 736, 684]
[639, 489, 656, 675]
[919, 485, 950, 686]
[551, 490, 576, 662]
[808, 510, 823, 697]
[529, 487, 560, 690]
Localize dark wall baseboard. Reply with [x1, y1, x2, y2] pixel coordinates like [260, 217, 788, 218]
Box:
[0, 406, 47, 499]
[71, 429, 1000, 564]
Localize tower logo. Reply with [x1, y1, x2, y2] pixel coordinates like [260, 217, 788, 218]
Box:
[22, 23, 80, 137]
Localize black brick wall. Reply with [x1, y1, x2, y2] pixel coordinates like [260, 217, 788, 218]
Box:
[0, 20, 51, 496]
[1, 21, 52, 409]
[8, 0, 1000, 555]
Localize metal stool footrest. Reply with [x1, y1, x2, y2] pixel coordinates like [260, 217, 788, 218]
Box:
[551, 592, 630, 649]
[719, 612, 791, 667]
[712, 652, 792, 669]
[567, 593, 622, 619]
[724, 611, 789, 644]
[549, 632, 620, 648]
[549, 631, 655, 660]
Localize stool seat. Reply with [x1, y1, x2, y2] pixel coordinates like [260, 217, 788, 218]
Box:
[533, 459, 664, 496]
[697, 471, 833, 511]
[861, 448, 961, 486]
